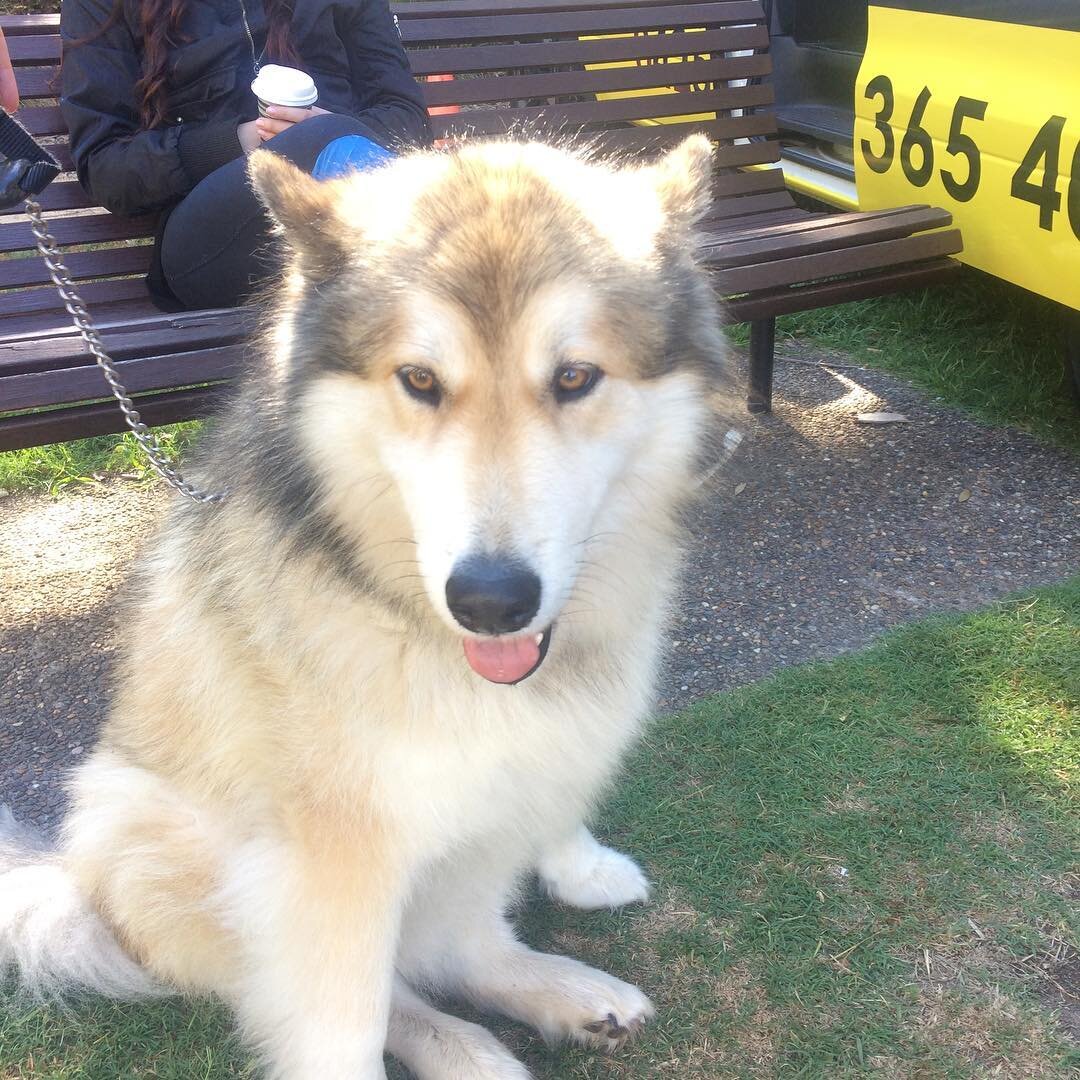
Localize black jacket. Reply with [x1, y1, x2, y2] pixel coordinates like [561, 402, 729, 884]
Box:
[60, 0, 432, 218]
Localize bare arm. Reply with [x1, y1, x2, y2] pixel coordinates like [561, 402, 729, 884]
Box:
[0, 28, 19, 113]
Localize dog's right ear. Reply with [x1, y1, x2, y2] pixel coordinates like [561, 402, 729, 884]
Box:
[248, 151, 346, 276]
[650, 134, 714, 227]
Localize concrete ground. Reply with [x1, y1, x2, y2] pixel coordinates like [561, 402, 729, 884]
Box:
[2, 351, 1078, 831]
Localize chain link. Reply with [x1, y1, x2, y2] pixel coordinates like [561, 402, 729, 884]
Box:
[24, 198, 228, 504]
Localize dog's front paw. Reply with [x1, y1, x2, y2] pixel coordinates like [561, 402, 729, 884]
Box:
[566, 971, 654, 1051]
[539, 831, 650, 910]
[523, 962, 653, 1051]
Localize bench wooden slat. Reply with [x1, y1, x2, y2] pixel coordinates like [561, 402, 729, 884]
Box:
[398, 3, 762, 44]
[0, 179, 96, 216]
[5, 33, 60, 64]
[701, 189, 795, 220]
[712, 168, 786, 199]
[392, 0, 762, 16]
[405, 25, 768, 75]
[0, 245, 151, 290]
[724, 257, 960, 323]
[0, 281, 156, 330]
[705, 202, 946, 243]
[587, 124, 779, 166]
[703, 206, 955, 265]
[707, 206, 821, 234]
[0, 386, 224, 453]
[0, 301, 236, 346]
[711, 229, 963, 294]
[430, 85, 774, 138]
[706, 205, 822, 238]
[12, 105, 66, 137]
[11, 65, 56, 99]
[1, 343, 245, 411]
[0, 211, 156, 255]
[0, 14, 58, 34]
[420, 54, 770, 108]
[0, 311, 249, 378]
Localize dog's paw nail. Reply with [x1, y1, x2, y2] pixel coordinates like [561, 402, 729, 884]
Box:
[584, 1010, 640, 1047]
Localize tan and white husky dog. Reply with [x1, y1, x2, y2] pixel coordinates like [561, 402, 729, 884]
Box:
[1, 135, 729, 1078]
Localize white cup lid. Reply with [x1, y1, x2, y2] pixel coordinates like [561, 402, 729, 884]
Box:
[251, 65, 319, 108]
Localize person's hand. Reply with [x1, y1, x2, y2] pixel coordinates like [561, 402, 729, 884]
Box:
[238, 120, 262, 155]
[0, 28, 19, 113]
[256, 104, 331, 142]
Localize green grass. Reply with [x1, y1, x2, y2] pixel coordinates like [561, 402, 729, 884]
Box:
[0, 423, 202, 496]
[2, 579, 1077, 1078]
[757, 270, 1079, 451]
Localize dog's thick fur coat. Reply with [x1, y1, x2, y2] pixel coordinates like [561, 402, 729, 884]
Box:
[1, 136, 728, 1078]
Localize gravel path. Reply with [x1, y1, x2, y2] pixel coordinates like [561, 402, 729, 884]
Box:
[2, 353, 1078, 831]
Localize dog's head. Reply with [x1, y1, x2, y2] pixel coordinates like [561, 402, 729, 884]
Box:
[249, 137, 727, 683]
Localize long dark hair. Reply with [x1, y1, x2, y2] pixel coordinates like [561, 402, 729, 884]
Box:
[68, 0, 301, 130]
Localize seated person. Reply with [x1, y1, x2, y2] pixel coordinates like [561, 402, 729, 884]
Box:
[60, 0, 432, 310]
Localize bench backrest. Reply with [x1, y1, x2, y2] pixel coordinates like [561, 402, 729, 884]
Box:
[0, 0, 783, 317]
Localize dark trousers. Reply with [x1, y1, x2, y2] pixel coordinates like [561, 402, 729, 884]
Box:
[159, 113, 375, 310]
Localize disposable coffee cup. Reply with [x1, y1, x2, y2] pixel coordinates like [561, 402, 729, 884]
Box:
[251, 65, 319, 117]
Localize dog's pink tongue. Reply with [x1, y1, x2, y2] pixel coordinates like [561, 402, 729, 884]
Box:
[463, 636, 539, 684]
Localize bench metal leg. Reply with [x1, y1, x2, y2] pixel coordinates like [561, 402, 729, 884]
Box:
[746, 317, 776, 414]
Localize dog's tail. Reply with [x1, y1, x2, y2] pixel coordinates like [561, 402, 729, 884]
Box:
[0, 806, 162, 1001]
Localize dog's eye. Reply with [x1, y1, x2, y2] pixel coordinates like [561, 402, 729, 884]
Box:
[553, 363, 601, 403]
[398, 366, 441, 406]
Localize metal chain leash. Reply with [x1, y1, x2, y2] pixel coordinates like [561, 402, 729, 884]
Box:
[24, 198, 228, 504]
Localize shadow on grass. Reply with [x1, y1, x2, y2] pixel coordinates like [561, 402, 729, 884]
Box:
[2, 580, 1077, 1078]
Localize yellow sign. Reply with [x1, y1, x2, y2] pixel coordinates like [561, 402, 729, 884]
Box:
[855, 7, 1080, 310]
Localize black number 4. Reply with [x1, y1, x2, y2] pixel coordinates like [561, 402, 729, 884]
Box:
[1011, 116, 1067, 231]
[941, 96, 987, 202]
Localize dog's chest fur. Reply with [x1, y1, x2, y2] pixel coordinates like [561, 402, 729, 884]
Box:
[266, 585, 661, 855]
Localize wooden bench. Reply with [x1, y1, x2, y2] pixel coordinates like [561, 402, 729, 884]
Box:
[0, 0, 962, 451]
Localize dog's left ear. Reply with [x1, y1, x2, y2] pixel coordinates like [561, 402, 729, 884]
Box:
[248, 151, 348, 275]
[650, 134, 714, 226]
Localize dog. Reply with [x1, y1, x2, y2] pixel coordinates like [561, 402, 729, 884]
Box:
[1, 134, 730, 1079]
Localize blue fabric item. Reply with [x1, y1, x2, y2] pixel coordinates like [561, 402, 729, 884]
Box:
[312, 134, 395, 180]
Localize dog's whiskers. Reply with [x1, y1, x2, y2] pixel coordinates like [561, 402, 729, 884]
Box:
[574, 530, 626, 548]
[578, 556, 630, 585]
[380, 558, 421, 571]
[386, 573, 427, 587]
[363, 537, 419, 552]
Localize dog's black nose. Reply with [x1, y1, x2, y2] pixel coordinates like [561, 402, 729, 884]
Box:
[445, 554, 542, 635]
